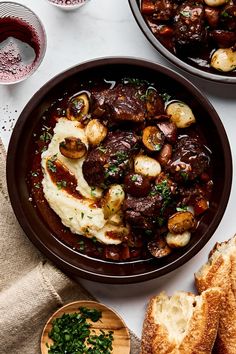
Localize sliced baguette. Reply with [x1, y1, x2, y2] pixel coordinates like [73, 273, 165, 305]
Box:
[141, 288, 222, 354]
[195, 234, 236, 354]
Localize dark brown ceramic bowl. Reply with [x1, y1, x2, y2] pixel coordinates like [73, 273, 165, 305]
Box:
[7, 57, 232, 283]
[129, 0, 236, 84]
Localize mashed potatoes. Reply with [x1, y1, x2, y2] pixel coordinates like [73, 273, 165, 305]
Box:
[41, 118, 129, 245]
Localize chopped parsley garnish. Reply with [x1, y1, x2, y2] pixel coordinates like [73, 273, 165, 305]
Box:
[160, 92, 171, 102]
[122, 77, 151, 86]
[81, 212, 84, 219]
[47, 307, 114, 354]
[56, 180, 67, 190]
[180, 10, 191, 17]
[90, 186, 96, 197]
[47, 156, 57, 173]
[78, 240, 85, 251]
[150, 179, 172, 211]
[156, 216, 165, 227]
[176, 205, 188, 212]
[144, 229, 153, 236]
[97, 146, 107, 153]
[221, 11, 232, 18]
[131, 175, 138, 182]
[115, 151, 128, 163]
[105, 165, 119, 178]
[180, 171, 189, 181]
[39, 131, 52, 143]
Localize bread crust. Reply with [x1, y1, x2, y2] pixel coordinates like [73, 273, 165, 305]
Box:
[141, 289, 221, 354]
[141, 295, 176, 354]
[179, 288, 222, 354]
[195, 234, 236, 354]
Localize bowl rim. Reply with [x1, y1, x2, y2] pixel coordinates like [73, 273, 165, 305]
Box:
[128, 0, 236, 84]
[6, 56, 233, 283]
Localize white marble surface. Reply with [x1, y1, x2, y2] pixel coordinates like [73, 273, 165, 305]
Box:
[1, 0, 236, 339]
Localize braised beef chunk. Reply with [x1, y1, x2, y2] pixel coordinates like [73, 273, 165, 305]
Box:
[166, 136, 210, 182]
[152, 0, 177, 21]
[91, 84, 165, 123]
[220, 5, 236, 32]
[123, 194, 162, 230]
[174, 2, 207, 50]
[91, 84, 146, 123]
[82, 131, 139, 187]
[210, 30, 236, 49]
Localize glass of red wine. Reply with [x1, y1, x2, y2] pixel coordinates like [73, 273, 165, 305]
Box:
[0, 2, 47, 84]
[47, 0, 91, 11]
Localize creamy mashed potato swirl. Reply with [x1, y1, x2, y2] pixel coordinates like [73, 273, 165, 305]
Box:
[41, 118, 128, 245]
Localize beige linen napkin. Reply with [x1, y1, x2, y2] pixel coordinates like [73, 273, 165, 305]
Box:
[0, 140, 141, 354]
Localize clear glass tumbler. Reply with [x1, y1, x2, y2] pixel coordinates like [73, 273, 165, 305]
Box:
[0, 2, 47, 84]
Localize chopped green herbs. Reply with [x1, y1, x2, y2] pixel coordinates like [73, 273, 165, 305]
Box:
[180, 171, 189, 182]
[105, 165, 119, 178]
[115, 151, 128, 163]
[150, 179, 172, 212]
[81, 212, 84, 219]
[131, 175, 138, 182]
[97, 146, 107, 153]
[78, 240, 85, 251]
[180, 10, 191, 17]
[176, 205, 188, 212]
[40, 131, 52, 143]
[221, 11, 232, 18]
[56, 180, 67, 190]
[144, 229, 153, 236]
[47, 156, 57, 173]
[122, 77, 151, 86]
[47, 161, 56, 173]
[160, 93, 171, 102]
[91, 186, 96, 197]
[47, 307, 114, 354]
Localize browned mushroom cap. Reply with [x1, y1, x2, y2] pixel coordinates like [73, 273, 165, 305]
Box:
[148, 236, 172, 258]
[59, 137, 87, 159]
[168, 211, 196, 234]
[66, 92, 90, 121]
[142, 126, 165, 152]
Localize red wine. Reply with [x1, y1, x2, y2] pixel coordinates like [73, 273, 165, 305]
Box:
[0, 17, 40, 83]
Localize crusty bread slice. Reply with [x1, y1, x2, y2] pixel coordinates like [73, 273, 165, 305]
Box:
[141, 288, 222, 354]
[195, 234, 236, 354]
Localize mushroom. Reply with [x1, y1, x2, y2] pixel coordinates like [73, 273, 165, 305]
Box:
[134, 155, 162, 178]
[204, 0, 228, 6]
[85, 119, 107, 146]
[211, 48, 236, 72]
[67, 92, 90, 121]
[148, 236, 172, 258]
[59, 137, 87, 159]
[102, 184, 125, 219]
[166, 231, 191, 248]
[167, 211, 196, 234]
[157, 143, 172, 167]
[166, 101, 196, 128]
[142, 126, 165, 152]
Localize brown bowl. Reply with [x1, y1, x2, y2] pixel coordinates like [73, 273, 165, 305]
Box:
[129, 0, 236, 84]
[6, 57, 232, 283]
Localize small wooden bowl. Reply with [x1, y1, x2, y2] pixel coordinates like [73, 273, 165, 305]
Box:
[41, 300, 130, 354]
